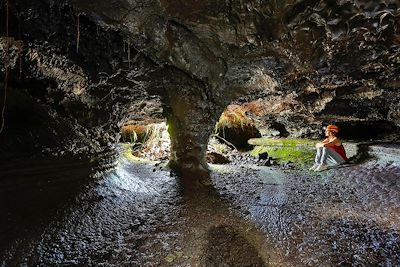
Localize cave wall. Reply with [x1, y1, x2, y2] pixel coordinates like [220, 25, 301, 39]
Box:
[1, 0, 399, 181]
[0, 0, 166, 157]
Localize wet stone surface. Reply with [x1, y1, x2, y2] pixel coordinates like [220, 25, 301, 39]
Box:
[1, 144, 400, 266]
[211, 146, 400, 266]
[0, 154, 185, 266]
[204, 225, 266, 267]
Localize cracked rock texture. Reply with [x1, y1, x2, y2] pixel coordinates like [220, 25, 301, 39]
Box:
[1, 0, 399, 183]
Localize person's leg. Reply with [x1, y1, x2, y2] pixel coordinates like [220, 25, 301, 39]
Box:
[315, 147, 323, 163]
[310, 147, 323, 170]
[315, 147, 345, 171]
[325, 147, 346, 166]
[314, 147, 329, 171]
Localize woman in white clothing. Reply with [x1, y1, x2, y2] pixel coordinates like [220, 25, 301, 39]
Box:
[310, 125, 348, 172]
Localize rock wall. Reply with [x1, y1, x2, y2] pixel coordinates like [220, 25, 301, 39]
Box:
[1, 0, 399, 184]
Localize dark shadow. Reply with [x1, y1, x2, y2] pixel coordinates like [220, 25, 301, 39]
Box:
[0, 153, 109, 254]
[203, 225, 267, 267]
[335, 121, 399, 140]
[346, 142, 374, 164]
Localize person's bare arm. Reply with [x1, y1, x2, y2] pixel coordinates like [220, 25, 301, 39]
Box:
[316, 138, 330, 148]
[317, 137, 341, 147]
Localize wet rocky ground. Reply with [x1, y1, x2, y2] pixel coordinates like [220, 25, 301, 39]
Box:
[211, 144, 400, 266]
[1, 143, 399, 266]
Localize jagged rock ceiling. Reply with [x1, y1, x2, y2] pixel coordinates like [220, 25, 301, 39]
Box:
[1, 0, 399, 182]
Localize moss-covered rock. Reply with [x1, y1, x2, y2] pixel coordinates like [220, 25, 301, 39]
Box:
[249, 138, 316, 166]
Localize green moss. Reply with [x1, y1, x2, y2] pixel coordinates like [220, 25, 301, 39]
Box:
[121, 144, 133, 158]
[250, 138, 316, 165]
[121, 143, 142, 161]
[248, 138, 315, 147]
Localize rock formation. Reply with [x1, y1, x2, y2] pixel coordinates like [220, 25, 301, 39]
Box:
[1, 0, 399, 186]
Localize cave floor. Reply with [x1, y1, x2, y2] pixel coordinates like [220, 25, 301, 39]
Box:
[0, 144, 399, 266]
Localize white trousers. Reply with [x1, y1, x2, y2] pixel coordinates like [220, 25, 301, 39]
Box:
[315, 147, 346, 166]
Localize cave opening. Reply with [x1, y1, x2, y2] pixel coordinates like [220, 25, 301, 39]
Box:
[214, 104, 262, 151]
[120, 121, 171, 161]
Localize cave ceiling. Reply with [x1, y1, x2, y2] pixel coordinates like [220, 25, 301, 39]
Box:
[0, 0, 399, 157]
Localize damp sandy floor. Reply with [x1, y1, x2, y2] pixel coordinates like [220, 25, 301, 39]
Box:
[0, 144, 399, 266]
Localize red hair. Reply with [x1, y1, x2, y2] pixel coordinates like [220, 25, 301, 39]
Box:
[326, 125, 339, 134]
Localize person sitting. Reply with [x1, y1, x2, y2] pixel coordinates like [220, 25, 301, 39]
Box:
[310, 125, 348, 172]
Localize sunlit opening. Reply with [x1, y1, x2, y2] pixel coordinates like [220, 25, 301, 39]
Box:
[120, 122, 171, 161]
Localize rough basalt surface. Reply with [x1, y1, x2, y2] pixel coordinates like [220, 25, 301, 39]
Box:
[1, 0, 399, 185]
